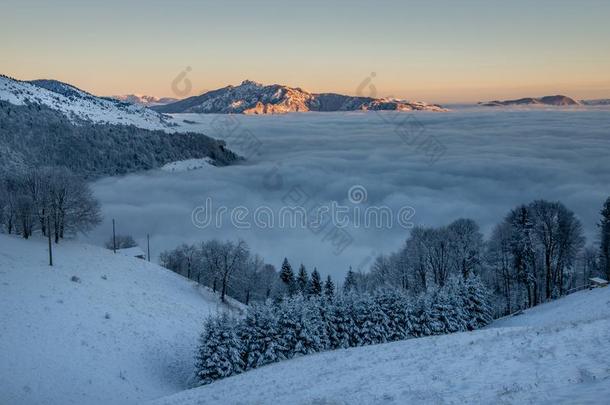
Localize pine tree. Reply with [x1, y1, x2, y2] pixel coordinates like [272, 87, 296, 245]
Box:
[195, 314, 244, 385]
[279, 258, 296, 296]
[323, 275, 335, 300]
[276, 295, 326, 358]
[599, 197, 610, 281]
[309, 268, 322, 296]
[311, 296, 332, 350]
[413, 292, 444, 337]
[239, 304, 285, 370]
[432, 278, 467, 334]
[343, 266, 357, 293]
[296, 264, 309, 295]
[375, 289, 409, 341]
[275, 297, 303, 359]
[326, 294, 354, 349]
[352, 293, 390, 346]
[462, 275, 493, 330]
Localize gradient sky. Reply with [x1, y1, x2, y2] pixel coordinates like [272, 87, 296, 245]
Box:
[2, 0, 610, 103]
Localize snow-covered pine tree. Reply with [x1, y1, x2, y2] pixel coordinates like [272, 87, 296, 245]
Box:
[239, 303, 285, 370]
[431, 278, 466, 334]
[343, 266, 357, 293]
[296, 264, 309, 295]
[463, 275, 493, 330]
[276, 295, 327, 358]
[304, 296, 330, 352]
[324, 275, 335, 300]
[275, 296, 304, 359]
[412, 291, 444, 337]
[352, 293, 390, 345]
[309, 268, 322, 296]
[326, 294, 354, 349]
[279, 258, 296, 296]
[195, 314, 244, 385]
[374, 289, 408, 341]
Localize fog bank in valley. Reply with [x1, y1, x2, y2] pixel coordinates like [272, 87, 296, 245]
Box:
[88, 108, 610, 279]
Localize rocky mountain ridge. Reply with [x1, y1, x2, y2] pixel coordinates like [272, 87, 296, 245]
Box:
[153, 80, 447, 114]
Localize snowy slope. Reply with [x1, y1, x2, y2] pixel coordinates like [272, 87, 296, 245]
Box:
[151, 288, 610, 405]
[492, 287, 610, 328]
[0, 75, 175, 130]
[0, 234, 243, 405]
[161, 158, 215, 172]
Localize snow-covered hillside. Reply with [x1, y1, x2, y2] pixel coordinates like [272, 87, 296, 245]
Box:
[0, 234, 242, 405]
[161, 158, 215, 172]
[151, 288, 610, 405]
[0, 75, 175, 130]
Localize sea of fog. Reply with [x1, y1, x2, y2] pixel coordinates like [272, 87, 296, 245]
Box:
[87, 108, 610, 280]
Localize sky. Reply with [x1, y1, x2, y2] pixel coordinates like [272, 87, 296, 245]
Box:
[1, 0, 610, 103]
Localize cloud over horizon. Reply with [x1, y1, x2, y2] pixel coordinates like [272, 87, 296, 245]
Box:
[86, 108, 610, 280]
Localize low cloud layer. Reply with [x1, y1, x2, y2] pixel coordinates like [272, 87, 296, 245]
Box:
[87, 108, 610, 280]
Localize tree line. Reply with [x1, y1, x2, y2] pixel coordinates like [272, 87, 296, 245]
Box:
[349, 198, 610, 316]
[195, 275, 492, 385]
[0, 166, 101, 241]
[190, 196, 609, 388]
[160, 241, 338, 305]
[160, 197, 610, 317]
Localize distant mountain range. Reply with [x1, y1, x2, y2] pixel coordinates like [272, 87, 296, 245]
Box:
[482, 95, 581, 107]
[152, 80, 448, 114]
[581, 99, 610, 106]
[112, 94, 179, 106]
[0, 75, 175, 131]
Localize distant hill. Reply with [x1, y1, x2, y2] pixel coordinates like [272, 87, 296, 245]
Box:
[0, 100, 240, 177]
[152, 80, 448, 114]
[0, 75, 176, 130]
[0, 234, 244, 405]
[482, 95, 581, 107]
[581, 98, 610, 106]
[0, 75, 240, 176]
[112, 94, 179, 106]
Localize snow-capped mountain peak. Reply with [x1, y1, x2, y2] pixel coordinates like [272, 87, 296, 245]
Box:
[0, 75, 176, 131]
[153, 80, 448, 114]
[239, 79, 264, 87]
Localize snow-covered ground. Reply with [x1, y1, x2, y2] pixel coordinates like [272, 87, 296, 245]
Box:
[0, 75, 175, 130]
[161, 158, 215, 172]
[151, 288, 610, 405]
[0, 234, 242, 405]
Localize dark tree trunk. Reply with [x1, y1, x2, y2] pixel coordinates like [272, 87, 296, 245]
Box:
[221, 273, 229, 302]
